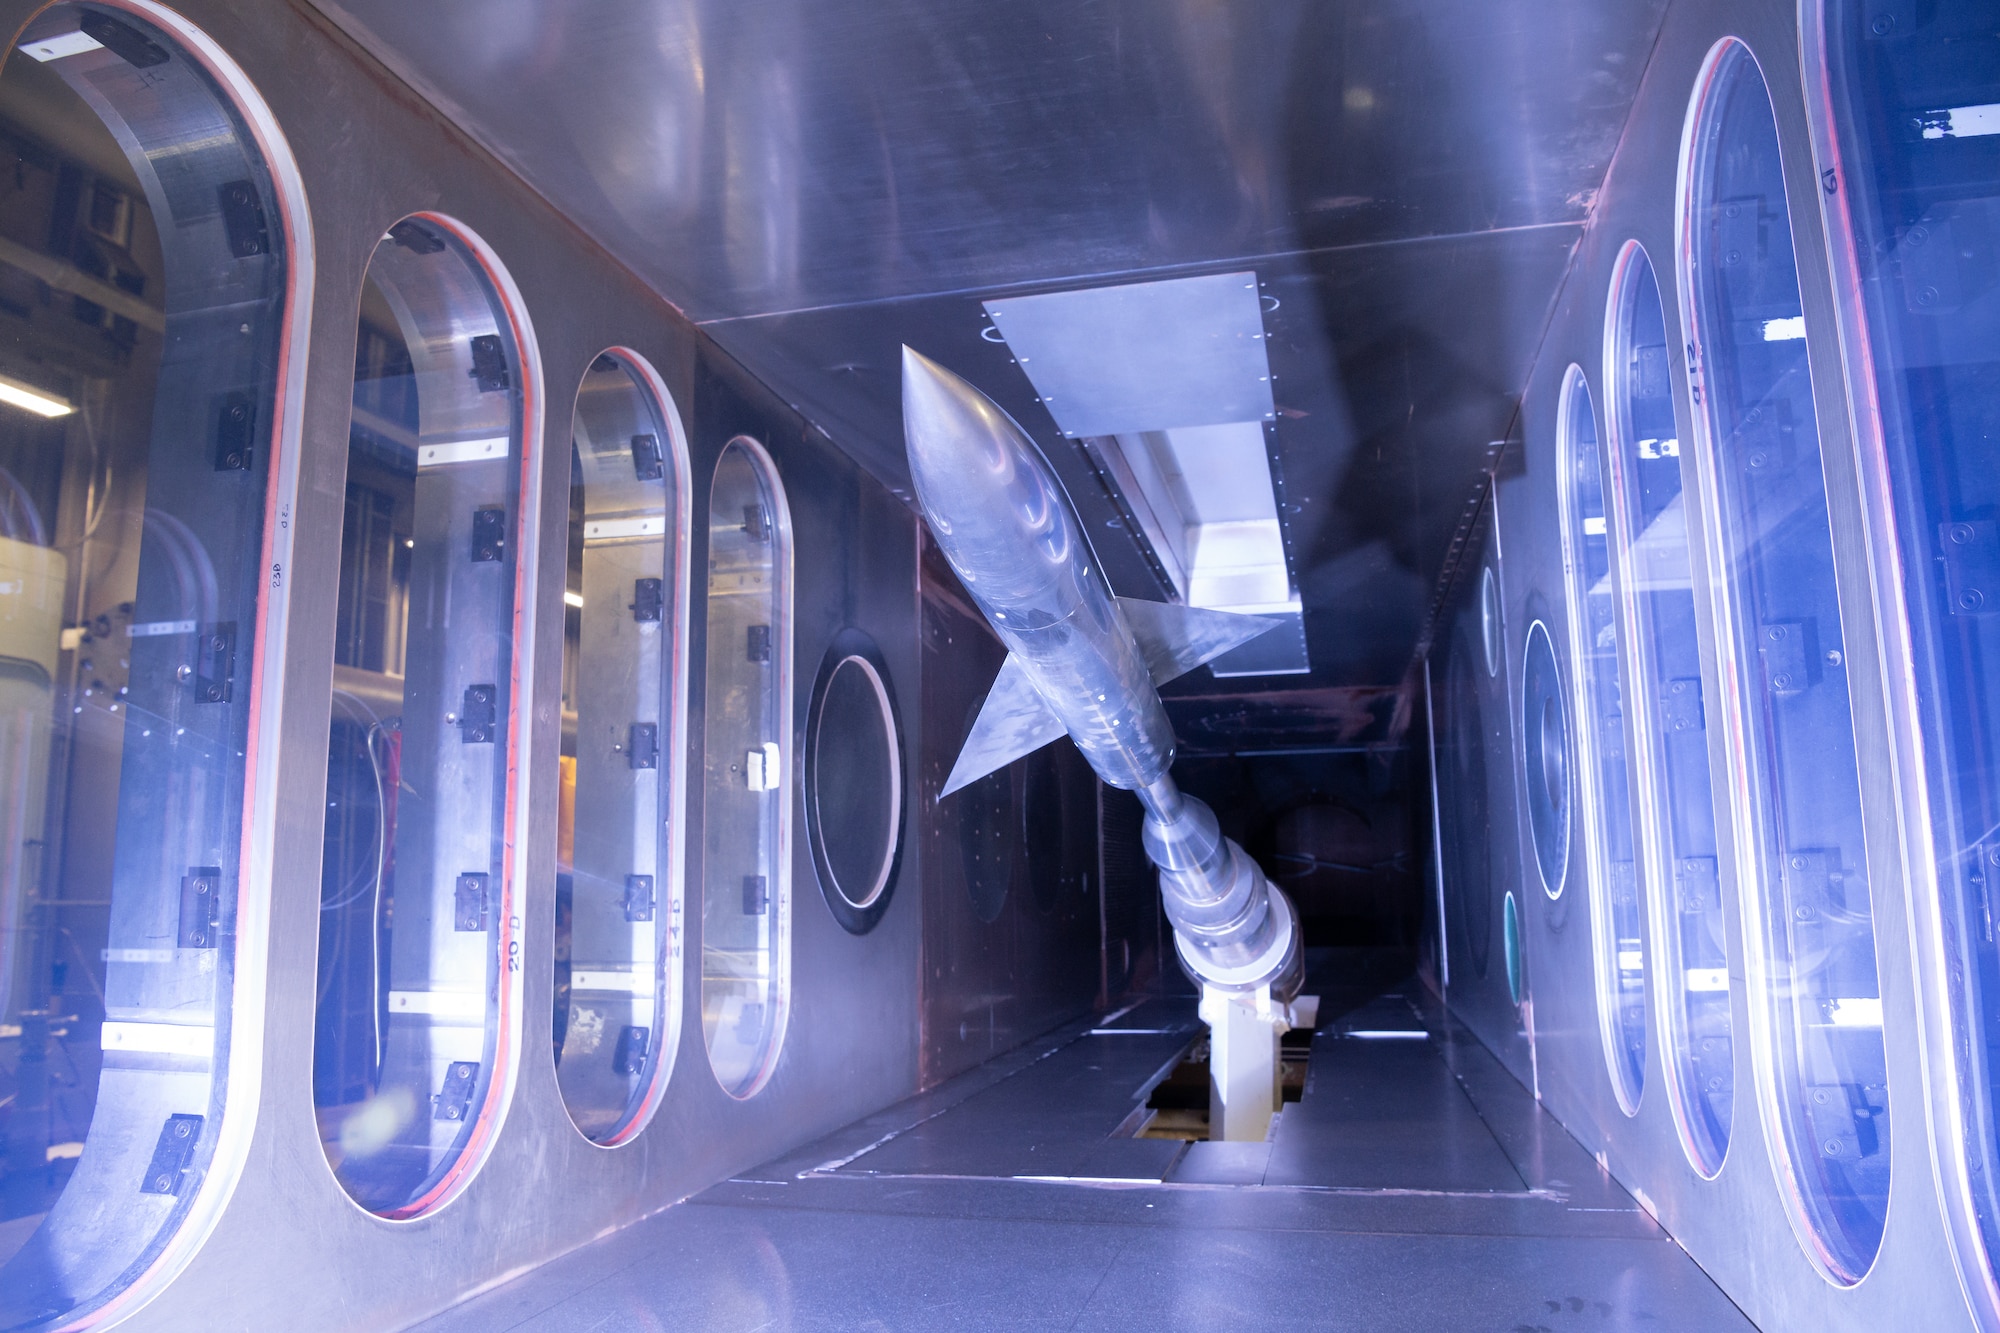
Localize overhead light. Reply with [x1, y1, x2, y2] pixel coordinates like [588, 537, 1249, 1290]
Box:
[564, 590, 584, 609]
[0, 374, 74, 419]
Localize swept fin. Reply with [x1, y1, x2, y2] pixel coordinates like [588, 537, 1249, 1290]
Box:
[1117, 597, 1282, 686]
[941, 653, 1066, 798]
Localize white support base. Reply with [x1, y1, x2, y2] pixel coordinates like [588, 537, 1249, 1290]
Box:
[1199, 984, 1317, 1142]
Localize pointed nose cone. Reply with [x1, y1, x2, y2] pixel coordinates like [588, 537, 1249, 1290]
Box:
[900, 345, 1019, 525]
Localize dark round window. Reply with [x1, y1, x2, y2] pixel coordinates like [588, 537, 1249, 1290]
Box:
[1521, 620, 1571, 899]
[805, 629, 904, 933]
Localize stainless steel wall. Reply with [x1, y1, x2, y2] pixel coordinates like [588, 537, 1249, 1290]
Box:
[0, 0, 1020, 1325]
[1440, 0, 1976, 1327]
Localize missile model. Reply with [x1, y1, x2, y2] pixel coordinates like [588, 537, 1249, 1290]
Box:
[903, 347, 1310, 1140]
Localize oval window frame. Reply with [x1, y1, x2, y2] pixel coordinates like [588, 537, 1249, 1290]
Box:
[698, 435, 794, 1100]
[1555, 363, 1651, 1117]
[550, 348, 692, 1148]
[1678, 35, 1890, 1283]
[0, 1, 314, 1321]
[308, 210, 543, 1221]
[1602, 237, 1735, 1179]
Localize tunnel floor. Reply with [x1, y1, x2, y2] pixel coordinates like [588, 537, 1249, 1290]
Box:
[412, 951, 1754, 1332]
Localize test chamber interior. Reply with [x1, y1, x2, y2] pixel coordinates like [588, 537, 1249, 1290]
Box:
[0, 0, 1990, 1330]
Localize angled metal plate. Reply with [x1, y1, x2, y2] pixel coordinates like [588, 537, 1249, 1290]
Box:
[940, 653, 1066, 798]
[984, 273, 1275, 438]
[1115, 597, 1280, 686]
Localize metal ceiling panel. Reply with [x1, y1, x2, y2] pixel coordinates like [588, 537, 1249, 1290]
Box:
[304, 0, 1666, 321]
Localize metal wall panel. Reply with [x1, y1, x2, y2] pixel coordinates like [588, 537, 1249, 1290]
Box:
[0, 3, 945, 1326]
[1470, 0, 1972, 1327]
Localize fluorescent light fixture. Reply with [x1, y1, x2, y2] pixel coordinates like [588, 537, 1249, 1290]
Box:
[1343, 1029, 1429, 1040]
[1761, 316, 1807, 342]
[1830, 997, 1883, 1028]
[563, 590, 584, 609]
[1921, 103, 2000, 139]
[19, 31, 102, 62]
[0, 374, 74, 419]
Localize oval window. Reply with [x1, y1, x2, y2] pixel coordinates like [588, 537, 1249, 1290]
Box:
[311, 216, 535, 1217]
[1555, 366, 1649, 1114]
[0, 6, 299, 1324]
[1603, 241, 1733, 1175]
[805, 630, 902, 934]
[1444, 625, 1494, 980]
[701, 438, 792, 1097]
[1683, 39, 1886, 1280]
[552, 352, 688, 1145]
[1521, 620, 1571, 899]
[1817, 0, 2000, 1305]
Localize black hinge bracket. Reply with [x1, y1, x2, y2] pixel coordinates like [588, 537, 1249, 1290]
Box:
[458, 684, 497, 743]
[471, 506, 506, 563]
[468, 334, 509, 393]
[454, 872, 490, 932]
[214, 389, 255, 471]
[139, 1113, 204, 1195]
[196, 623, 236, 703]
[630, 433, 664, 482]
[743, 874, 768, 916]
[434, 1061, 478, 1122]
[631, 577, 663, 623]
[624, 873, 655, 923]
[1661, 676, 1704, 733]
[1941, 520, 2000, 615]
[177, 865, 222, 949]
[613, 1025, 650, 1076]
[81, 12, 168, 67]
[628, 722, 658, 770]
[216, 179, 269, 259]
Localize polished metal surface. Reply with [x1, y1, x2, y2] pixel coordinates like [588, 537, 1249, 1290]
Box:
[0, 1, 934, 1327]
[901, 349, 1297, 1016]
[408, 954, 1757, 1333]
[1454, 0, 1977, 1328]
[299, 0, 1674, 707]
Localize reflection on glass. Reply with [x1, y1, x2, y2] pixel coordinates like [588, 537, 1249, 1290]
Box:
[0, 8, 288, 1324]
[553, 353, 684, 1144]
[701, 439, 790, 1097]
[1604, 243, 1733, 1173]
[1557, 367, 1649, 1113]
[312, 218, 526, 1216]
[1822, 0, 2000, 1288]
[1685, 40, 1886, 1280]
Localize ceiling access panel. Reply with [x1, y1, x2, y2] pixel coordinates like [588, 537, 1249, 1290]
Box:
[695, 223, 1581, 701]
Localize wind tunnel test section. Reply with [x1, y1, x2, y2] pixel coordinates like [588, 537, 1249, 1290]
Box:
[0, 0, 1997, 1331]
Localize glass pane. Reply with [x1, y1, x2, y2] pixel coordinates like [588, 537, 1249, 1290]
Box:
[1558, 365, 1649, 1114]
[0, 7, 289, 1323]
[312, 218, 527, 1216]
[1604, 244, 1733, 1173]
[1823, 0, 2000, 1283]
[1685, 41, 1887, 1279]
[553, 353, 684, 1144]
[701, 438, 790, 1097]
